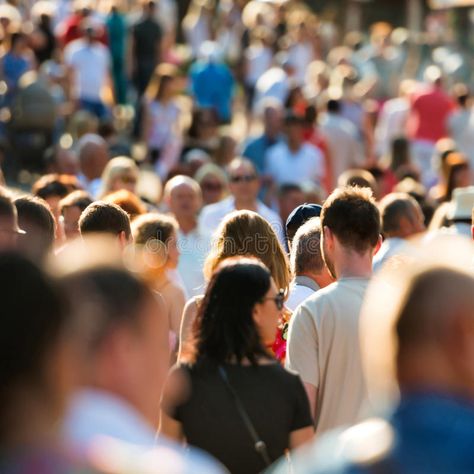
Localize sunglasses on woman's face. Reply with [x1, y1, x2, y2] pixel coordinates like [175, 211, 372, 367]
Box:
[261, 289, 285, 311]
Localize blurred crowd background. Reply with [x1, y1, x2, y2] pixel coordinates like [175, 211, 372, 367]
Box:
[2, 0, 474, 473]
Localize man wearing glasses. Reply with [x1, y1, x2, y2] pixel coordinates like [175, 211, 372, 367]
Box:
[0, 188, 25, 250]
[198, 157, 284, 244]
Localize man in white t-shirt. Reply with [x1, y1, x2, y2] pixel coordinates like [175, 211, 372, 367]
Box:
[286, 186, 381, 436]
[64, 21, 112, 118]
[199, 157, 285, 243]
[265, 112, 325, 186]
[164, 175, 211, 298]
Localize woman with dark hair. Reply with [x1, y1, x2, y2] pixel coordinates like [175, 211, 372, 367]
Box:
[160, 258, 314, 474]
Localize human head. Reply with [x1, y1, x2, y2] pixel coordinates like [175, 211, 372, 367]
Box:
[100, 156, 139, 197]
[278, 184, 306, 227]
[321, 186, 380, 278]
[338, 169, 378, 198]
[0, 253, 72, 443]
[284, 111, 305, 148]
[361, 244, 474, 408]
[32, 174, 79, 222]
[145, 63, 179, 102]
[194, 163, 227, 205]
[44, 145, 79, 176]
[452, 82, 470, 108]
[190, 258, 281, 364]
[79, 202, 131, 246]
[226, 158, 260, 205]
[285, 203, 322, 247]
[327, 99, 341, 114]
[14, 195, 56, 262]
[443, 153, 471, 202]
[59, 263, 165, 425]
[59, 191, 93, 240]
[164, 175, 202, 222]
[77, 134, 109, 181]
[378, 193, 425, 239]
[257, 98, 283, 139]
[290, 217, 333, 288]
[204, 210, 290, 292]
[132, 213, 180, 270]
[0, 188, 24, 250]
[102, 190, 147, 221]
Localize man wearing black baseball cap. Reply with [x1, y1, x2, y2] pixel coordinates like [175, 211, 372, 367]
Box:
[286, 202, 322, 247]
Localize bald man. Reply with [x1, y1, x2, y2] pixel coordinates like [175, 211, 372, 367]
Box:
[76, 133, 109, 198]
[164, 175, 210, 297]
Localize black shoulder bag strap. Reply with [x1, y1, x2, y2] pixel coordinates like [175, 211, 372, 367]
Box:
[218, 365, 272, 467]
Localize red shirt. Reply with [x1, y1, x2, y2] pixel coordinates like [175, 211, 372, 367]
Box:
[407, 86, 455, 142]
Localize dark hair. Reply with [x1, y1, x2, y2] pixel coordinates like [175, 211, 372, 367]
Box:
[61, 266, 151, 351]
[190, 258, 273, 366]
[79, 201, 131, 238]
[14, 196, 55, 261]
[378, 193, 419, 236]
[0, 252, 65, 438]
[60, 190, 93, 214]
[322, 186, 380, 253]
[32, 174, 78, 200]
[0, 188, 16, 222]
[327, 99, 340, 113]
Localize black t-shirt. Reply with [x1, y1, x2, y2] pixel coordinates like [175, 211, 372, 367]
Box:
[132, 17, 162, 66]
[167, 360, 313, 474]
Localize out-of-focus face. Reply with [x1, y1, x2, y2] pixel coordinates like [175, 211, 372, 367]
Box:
[56, 149, 79, 176]
[264, 107, 283, 138]
[0, 216, 20, 250]
[111, 173, 137, 194]
[166, 231, 180, 269]
[253, 279, 283, 346]
[228, 163, 259, 203]
[62, 205, 82, 240]
[454, 166, 472, 189]
[200, 176, 225, 205]
[279, 190, 306, 224]
[169, 183, 201, 219]
[125, 295, 169, 425]
[321, 226, 336, 280]
[285, 122, 304, 146]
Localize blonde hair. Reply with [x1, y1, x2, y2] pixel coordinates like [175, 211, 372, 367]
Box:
[144, 63, 179, 102]
[100, 156, 139, 198]
[204, 210, 290, 292]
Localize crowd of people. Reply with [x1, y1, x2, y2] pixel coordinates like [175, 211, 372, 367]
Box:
[2, 0, 474, 473]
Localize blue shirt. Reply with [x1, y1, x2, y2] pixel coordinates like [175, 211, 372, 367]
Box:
[272, 392, 474, 474]
[189, 61, 234, 122]
[241, 134, 281, 174]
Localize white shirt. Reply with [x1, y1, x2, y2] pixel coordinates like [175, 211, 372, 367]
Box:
[286, 275, 320, 312]
[319, 113, 364, 183]
[375, 97, 410, 157]
[245, 45, 273, 86]
[198, 196, 285, 244]
[64, 389, 224, 473]
[76, 173, 102, 199]
[177, 227, 211, 298]
[372, 237, 408, 272]
[64, 39, 110, 101]
[253, 67, 289, 110]
[147, 100, 180, 150]
[448, 108, 474, 169]
[265, 141, 324, 186]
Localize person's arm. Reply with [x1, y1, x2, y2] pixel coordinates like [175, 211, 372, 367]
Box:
[289, 426, 314, 449]
[303, 382, 317, 421]
[178, 297, 200, 361]
[159, 367, 188, 442]
[285, 304, 320, 425]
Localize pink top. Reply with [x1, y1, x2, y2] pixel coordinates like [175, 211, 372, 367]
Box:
[407, 86, 455, 143]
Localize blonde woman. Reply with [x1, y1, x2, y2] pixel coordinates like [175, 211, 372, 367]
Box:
[179, 210, 290, 359]
[99, 156, 139, 198]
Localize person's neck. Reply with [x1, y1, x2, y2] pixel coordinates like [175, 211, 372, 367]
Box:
[335, 249, 373, 280]
[234, 197, 257, 211]
[177, 216, 197, 235]
[288, 140, 301, 153]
